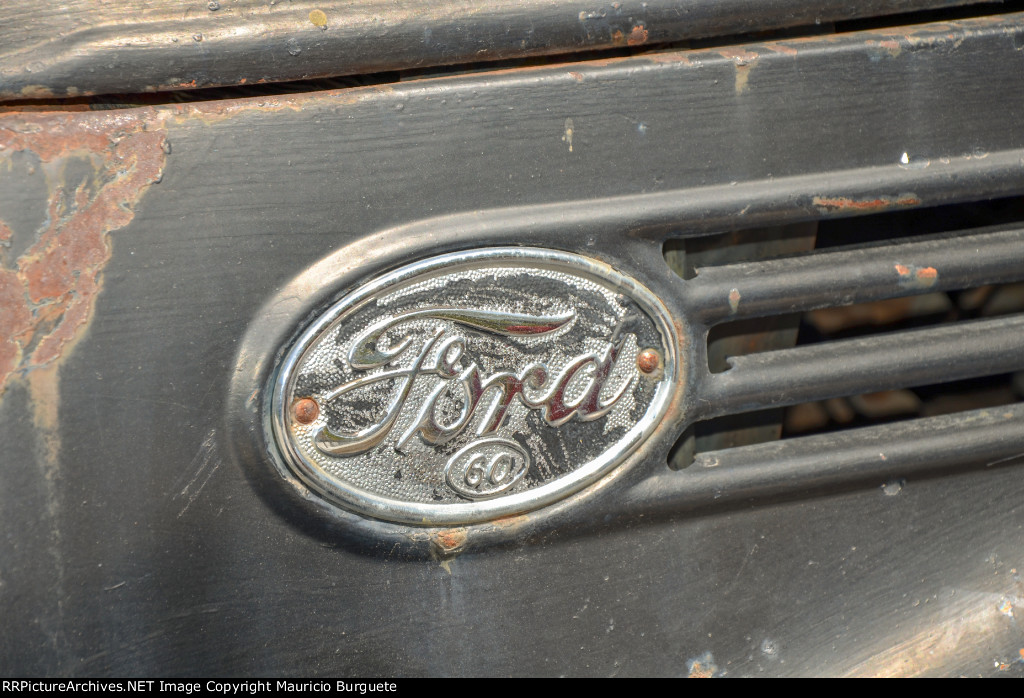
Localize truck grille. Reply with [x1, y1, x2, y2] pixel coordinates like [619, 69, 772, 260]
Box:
[651, 198, 1024, 510]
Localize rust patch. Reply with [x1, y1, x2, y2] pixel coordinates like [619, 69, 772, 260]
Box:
[686, 651, 718, 678]
[293, 397, 319, 425]
[0, 110, 167, 396]
[894, 263, 939, 289]
[812, 195, 922, 212]
[763, 42, 798, 56]
[637, 348, 660, 374]
[627, 24, 649, 47]
[431, 527, 468, 553]
[568, 71, 584, 82]
[429, 527, 468, 572]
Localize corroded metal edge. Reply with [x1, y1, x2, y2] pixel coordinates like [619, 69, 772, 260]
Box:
[0, 0, 983, 101]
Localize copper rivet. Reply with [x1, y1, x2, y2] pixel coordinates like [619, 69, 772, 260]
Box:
[293, 398, 319, 424]
[637, 348, 660, 374]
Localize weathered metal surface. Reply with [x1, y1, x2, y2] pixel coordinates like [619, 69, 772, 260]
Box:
[0, 0, 986, 101]
[0, 12, 1023, 676]
[0, 111, 167, 392]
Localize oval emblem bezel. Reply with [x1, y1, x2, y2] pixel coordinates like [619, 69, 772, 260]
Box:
[269, 247, 677, 525]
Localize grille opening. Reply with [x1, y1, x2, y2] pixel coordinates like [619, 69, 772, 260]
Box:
[662, 194, 1024, 373]
[662, 195, 1024, 280]
[669, 373, 1024, 470]
[814, 196, 1024, 249]
[664, 195, 1024, 468]
[707, 282, 1024, 372]
[664, 222, 817, 280]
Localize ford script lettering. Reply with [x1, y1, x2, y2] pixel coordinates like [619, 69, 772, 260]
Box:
[270, 248, 676, 525]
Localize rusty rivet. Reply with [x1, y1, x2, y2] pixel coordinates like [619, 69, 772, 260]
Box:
[293, 398, 319, 424]
[637, 348, 660, 374]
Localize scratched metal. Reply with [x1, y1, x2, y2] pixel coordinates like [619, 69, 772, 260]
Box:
[269, 248, 676, 524]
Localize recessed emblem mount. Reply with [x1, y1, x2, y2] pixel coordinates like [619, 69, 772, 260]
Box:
[269, 248, 676, 525]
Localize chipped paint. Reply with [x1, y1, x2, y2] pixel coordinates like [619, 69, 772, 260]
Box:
[0, 110, 167, 396]
[867, 38, 904, 58]
[627, 24, 649, 46]
[19, 85, 55, 99]
[728, 288, 741, 314]
[894, 263, 939, 289]
[431, 527, 468, 553]
[309, 9, 328, 30]
[641, 13, 1007, 77]
[429, 527, 468, 571]
[562, 117, 575, 152]
[717, 48, 759, 94]
[763, 42, 798, 56]
[686, 651, 718, 678]
[812, 195, 922, 213]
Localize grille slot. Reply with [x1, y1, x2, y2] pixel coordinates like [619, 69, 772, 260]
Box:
[639, 403, 1024, 511]
[699, 312, 1024, 419]
[684, 224, 1024, 326]
[662, 207, 1024, 485]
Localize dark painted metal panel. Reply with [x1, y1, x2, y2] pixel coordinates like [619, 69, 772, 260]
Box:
[0, 0, 989, 100]
[1, 14, 1023, 677]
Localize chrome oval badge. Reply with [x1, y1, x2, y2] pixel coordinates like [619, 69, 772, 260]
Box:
[270, 248, 676, 525]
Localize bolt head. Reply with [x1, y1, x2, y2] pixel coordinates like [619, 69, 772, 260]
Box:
[637, 348, 660, 374]
[293, 398, 319, 424]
